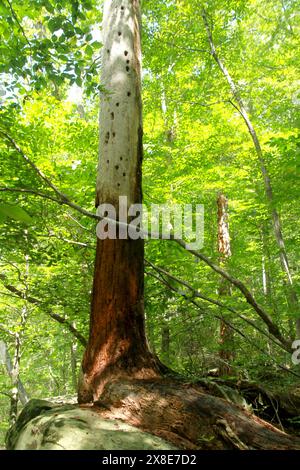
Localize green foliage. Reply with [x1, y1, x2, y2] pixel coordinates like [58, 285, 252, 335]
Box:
[0, 0, 299, 448]
[0, 0, 103, 101]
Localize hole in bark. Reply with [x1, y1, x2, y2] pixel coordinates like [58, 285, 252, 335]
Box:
[115, 165, 119, 170]
[127, 91, 131, 96]
[107, 49, 110, 54]
[105, 131, 110, 144]
[126, 66, 130, 72]
[116, 102, 120, 107]
[123, 172, 126, 177]
[121, 6, 124, 10]
[112, 132, 116, 137]
[120, 156, 123, 160]
[124, 51, 128, 56]
[111, 112, 114, 120]
[118, 31, 122, 36]
[117, 183, 120, 187]
[106, 160, 109, 164]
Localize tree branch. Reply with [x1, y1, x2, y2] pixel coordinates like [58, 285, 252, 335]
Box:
[5, 0, 31, 46]
[172, 238, 291, 351]
[0, 273, 87, 346]
[146, 270, 300, 379]
[145, 260, 288, 352]
[0, 132, 291, 350]
[0, 131, 98, 221]
[0, 187, 63, 204]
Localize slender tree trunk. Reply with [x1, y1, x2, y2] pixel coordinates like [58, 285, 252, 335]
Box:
[217, 193, 234, 375]
[201, 10, 300, 338]
[0, 341, 28, 406]
[70, 329, 78, 392]
[161, 83, 177, 143]
[161, 323, 170, 363]
[9, 244, 30, 424]
[78, 0, 164, 403]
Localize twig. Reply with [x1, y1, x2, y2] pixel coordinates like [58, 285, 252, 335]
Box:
[145, 260, 287, 352]
[0, 273, 87, 346]
[146, 270, 300, 379]
[5, 0, 31, 46]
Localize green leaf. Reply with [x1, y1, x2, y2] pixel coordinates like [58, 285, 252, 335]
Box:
[0, 204, 34, 225]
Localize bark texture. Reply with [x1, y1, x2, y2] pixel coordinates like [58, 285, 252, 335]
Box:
[78, 0, 163, 403]
[93, 379, 300, 450]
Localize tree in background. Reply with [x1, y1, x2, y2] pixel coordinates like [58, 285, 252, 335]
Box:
[217, 193, 234, 375]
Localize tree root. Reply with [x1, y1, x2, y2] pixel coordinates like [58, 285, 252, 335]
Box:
[89, 378, 300, 450]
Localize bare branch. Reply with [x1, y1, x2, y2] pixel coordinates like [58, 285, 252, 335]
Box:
[0, 131, 98, 221]
[0, 187, 62, 204]
[0, 273, 87, 346]
[146, 269, 300, 379]
[5, 0, 31, 46]
[145, 260, 287, 352]
[0, 132, 292, 350]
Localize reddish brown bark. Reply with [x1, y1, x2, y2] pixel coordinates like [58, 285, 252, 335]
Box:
[91, 379, 300, 450]
[78, 238, 163, 403]
[78, 0, 165, 403]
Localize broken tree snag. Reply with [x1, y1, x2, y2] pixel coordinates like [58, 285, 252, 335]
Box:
[95, 0, 143, 208]
[94, 379, 300, 450]
[78, 0, 164, 404]
[217, 193, 234, 375]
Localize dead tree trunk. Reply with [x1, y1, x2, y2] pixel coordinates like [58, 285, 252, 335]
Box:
[78, 0, 164, 403]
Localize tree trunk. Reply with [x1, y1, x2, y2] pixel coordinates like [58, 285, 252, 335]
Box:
[78, 0, 163, 403]
[70, 331, 78, 392]
[161, 323, 170, 363]
[201, 10, 300, 338]
[0, 340, 28, 407]
[217, 193, 234, 375]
